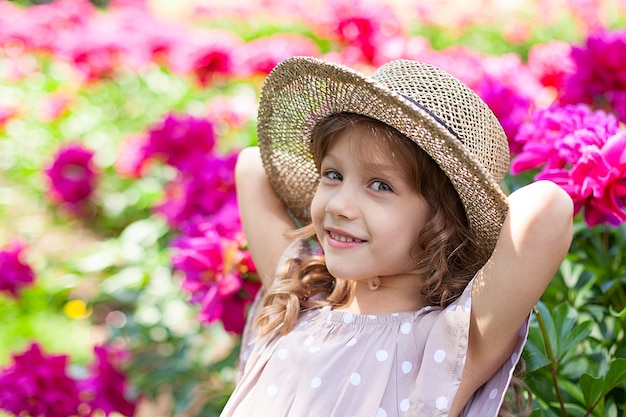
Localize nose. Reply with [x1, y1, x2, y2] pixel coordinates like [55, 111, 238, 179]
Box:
[325, 183, 359, 220]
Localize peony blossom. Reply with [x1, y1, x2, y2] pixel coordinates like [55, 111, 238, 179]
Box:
[170, 201, 259, 334]
[139, 113, 216, 174]
[526, 40, 575, 91]
[237, 34, 320, 76]
[475, 76, 533, 154]
[80, 345, 137, 417]
[560, 29, 626, 122]
[45, 143, 98, 213]
[512, 104, 626, 226]
[155, 153, 237, 229]
[0, 343, 82, 417]
[0, 240, 35, 298]
[317, 0, 405, 66]
[167, 30, 241, 86]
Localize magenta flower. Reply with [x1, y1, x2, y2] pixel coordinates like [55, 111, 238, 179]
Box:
[140, 113, 216, 174]
[476, 75, 533, 154]
[0, 240, 35, 298]
[0, 343, 82, 417]
[45, 143, 98, 213]
[170, 201, 259, 334]
[512, 104, 626, 227]
[155, 153, 237, 229]
[80, 345, 137, 417]
[511, 104, 620, 174]
[560, 29, 626, 122]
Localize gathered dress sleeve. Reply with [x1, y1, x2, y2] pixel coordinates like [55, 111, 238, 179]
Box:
[407, 277, 530, 417]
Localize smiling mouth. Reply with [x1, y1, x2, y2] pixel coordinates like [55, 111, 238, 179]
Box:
[328, 231, 364, 243]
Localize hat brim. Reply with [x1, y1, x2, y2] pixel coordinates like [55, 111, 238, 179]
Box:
[257, 56, 508, 265]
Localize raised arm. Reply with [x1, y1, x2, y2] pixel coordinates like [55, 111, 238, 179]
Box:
[453, 180, 574, 411]
[235, 146, 296, 289]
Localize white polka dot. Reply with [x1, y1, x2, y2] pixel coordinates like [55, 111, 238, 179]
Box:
[376, 350, 389, 361]
[433, 349, 446, 363]
[346, 337, 357, 347]
[465, 297, 472, 310]
[277, 348, 288, 360]
[310, 377, 322, 388]
[368, 315, 377, 320]
[392, 313, 399, 317]
[445, 304, 457, 312]
[376, 408, 387, 417]
[400, 398, 410, 412]
[267, 385, 278, 396]
[304, 336, 314, 346]
[400, 322, 412, 334]
[489, 388, 499, 399]
[510, 352, 518, 364]
[401, 361, 413, 374]
[309, 346, 321, 353]
[343, 313, 354, 324]
[350, 372, 361, 386]
[436, 396, 448, 410]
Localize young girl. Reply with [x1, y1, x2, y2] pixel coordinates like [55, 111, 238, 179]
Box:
[221, 57, 573, 417]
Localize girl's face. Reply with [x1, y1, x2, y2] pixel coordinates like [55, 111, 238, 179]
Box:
[310, 128, 430, 284]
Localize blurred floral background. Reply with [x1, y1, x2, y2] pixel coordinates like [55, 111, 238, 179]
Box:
[0, 0, 625, 416]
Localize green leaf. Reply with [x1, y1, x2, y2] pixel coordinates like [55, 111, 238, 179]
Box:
[580, 358, 626, 409]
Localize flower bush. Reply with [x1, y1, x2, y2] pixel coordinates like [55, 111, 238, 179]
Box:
[1, 0, 625, 416]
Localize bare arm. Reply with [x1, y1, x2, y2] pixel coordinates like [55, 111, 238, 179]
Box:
[452, 180, 574, 414]
[235, 146, 296, 290]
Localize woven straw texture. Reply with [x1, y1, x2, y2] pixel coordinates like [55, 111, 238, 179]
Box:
[257, 56, 510, 265]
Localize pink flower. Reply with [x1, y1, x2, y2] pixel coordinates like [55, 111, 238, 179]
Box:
[0, 343, 81, 417]
[37, 92, 73, 122]
[511, 104, 619, 174]
[318, 0, 405, 66]
[114, 133, 149, 178]
[155, 153, 237, 229]
[238, 34, 320, 76]
[80, 345, 137, 417]
[168, 30, 241, 86]
[560, 29, 626, 122]
[170, 202, 259, 333]
[45, 144, 98, 212]
[527, 41, 575, 90]
[512, 104, 626, 226]
[0, 240, 35, 298]
[0, 105, 19, 130]
[140, 113, 216, 174]
[476, 76, 533, 154]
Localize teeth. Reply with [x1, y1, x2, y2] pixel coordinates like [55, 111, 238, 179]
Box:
[329, 231, 361, 243]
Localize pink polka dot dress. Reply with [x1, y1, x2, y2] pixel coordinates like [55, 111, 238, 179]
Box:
[220, 242, 529, 417]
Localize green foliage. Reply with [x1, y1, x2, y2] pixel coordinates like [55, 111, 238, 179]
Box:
[525, 223, 626, 416]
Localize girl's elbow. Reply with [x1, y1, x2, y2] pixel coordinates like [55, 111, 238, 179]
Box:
[535, 180, 574, 249]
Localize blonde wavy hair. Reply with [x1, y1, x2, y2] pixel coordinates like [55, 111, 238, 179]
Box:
[254, 113, 531, 417]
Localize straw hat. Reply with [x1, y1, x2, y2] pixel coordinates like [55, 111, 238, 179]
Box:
[257, 56, 510, 265]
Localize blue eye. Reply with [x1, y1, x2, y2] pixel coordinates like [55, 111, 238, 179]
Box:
[324, 170, 342, 181]
[371, 180, 392, 192]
